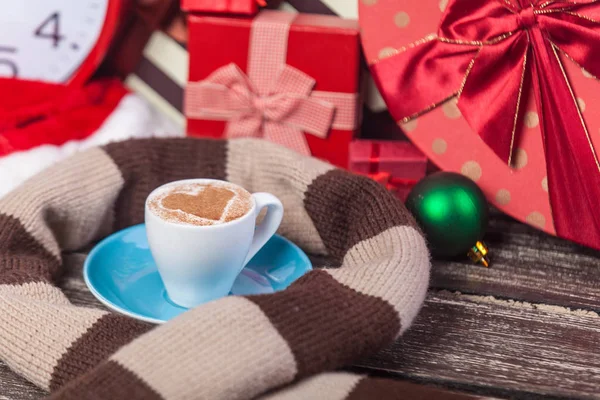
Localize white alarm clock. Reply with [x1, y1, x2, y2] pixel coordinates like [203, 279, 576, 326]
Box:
[0, 0, 122, 85]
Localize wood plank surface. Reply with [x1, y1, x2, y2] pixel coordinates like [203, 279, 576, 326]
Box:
[431, 211, 600, 311]
[0, 363, 46, 400]
[357, 290, 600, 399]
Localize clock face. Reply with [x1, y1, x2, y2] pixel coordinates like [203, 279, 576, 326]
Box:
[0, 0, 112, 83]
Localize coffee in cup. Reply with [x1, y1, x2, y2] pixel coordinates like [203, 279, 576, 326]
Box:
[147, 181, 253, 226]
[145, 179, 284, 308]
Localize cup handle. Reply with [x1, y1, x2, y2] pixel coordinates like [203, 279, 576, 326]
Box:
[242, 192, 284, 267]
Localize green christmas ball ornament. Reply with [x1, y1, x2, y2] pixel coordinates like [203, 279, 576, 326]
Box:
[405, 172, 490, 266]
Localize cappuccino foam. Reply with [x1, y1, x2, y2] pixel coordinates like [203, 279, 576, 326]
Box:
[148, 182, 253, 226]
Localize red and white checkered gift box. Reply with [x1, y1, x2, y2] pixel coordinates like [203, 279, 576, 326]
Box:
[185, 10, 362, 168]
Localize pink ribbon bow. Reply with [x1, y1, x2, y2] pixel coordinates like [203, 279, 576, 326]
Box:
[185, 63, 335, 155]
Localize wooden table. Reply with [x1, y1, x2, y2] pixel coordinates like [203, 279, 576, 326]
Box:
[3, 210, 600, 399]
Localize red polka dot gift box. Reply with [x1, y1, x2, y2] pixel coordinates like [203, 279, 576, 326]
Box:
[360, 0, 600, 250]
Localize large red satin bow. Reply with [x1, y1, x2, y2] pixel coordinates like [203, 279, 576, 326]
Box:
[372, 0, 600, 248]
[185, 63, 335, 155]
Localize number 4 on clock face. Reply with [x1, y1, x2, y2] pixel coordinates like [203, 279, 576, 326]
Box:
[0, 0, 121, 84]
[35, 12, 65, 48]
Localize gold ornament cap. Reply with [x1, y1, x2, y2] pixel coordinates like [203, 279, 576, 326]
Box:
[467, 241, 490, 267]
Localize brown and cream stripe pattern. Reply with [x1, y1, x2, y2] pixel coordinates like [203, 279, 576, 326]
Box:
[0, 138, 434, 399]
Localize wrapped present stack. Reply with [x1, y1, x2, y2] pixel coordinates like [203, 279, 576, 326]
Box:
[126, 0, 428, 198]
[129, 0, 404, 138]
[178, 0, 427, 191]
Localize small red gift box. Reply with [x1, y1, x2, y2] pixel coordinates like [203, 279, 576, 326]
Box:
[182, 0, 262, 15]
[185, 10, 362, 168]
[349, 140, 428, 201]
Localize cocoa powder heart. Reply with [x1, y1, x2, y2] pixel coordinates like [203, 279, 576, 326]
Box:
[161, 185, 235, 221]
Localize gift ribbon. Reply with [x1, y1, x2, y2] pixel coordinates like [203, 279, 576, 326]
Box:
[371, 0, 600, 248]
[368, 142, 382, 176]
[366, 143, 389, 185]
[185, 11, 359, 155]
[370, 172, 418, 189]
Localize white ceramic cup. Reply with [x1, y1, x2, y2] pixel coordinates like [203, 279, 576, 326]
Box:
[145, 179, 284, 308]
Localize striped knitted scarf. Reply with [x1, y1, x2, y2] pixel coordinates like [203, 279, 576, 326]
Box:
[0, 138, 432, 399]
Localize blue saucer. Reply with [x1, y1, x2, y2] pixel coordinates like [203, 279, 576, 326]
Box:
[84, 224, 312, 324]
